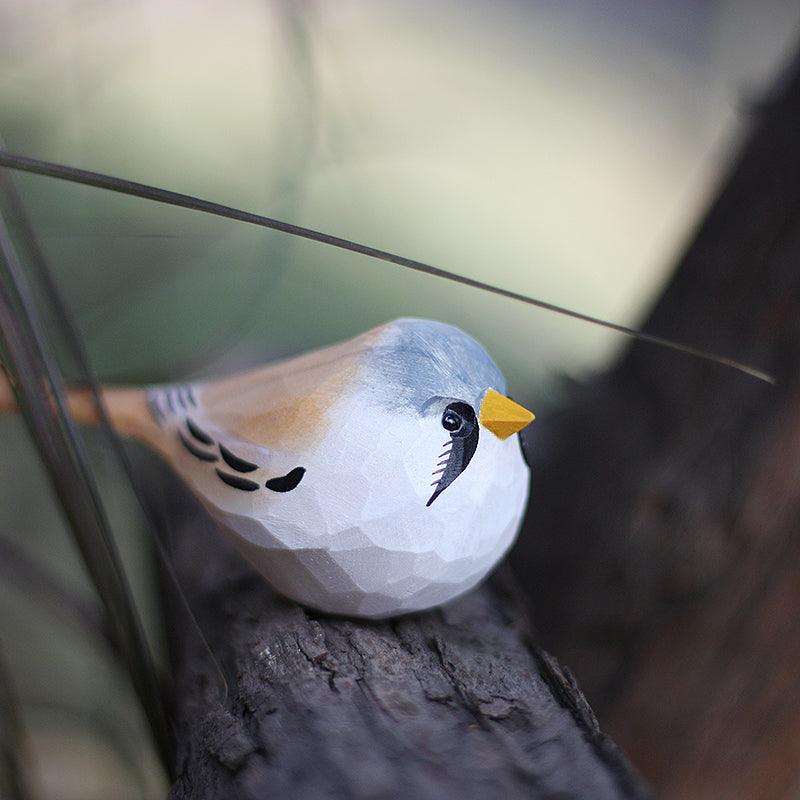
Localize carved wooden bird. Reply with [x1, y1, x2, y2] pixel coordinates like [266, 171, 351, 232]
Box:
[1, 318, 534, 618]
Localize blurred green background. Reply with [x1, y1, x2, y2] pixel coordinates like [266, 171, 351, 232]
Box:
[0, 1, 798, 797]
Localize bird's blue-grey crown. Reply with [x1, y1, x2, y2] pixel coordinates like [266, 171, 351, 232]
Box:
[364, 318, 506, 411]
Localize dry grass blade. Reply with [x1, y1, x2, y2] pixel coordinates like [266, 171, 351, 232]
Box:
[0, 160, 229, 706]
[0, 210, 173, 772]
[0, 148, 775, 384]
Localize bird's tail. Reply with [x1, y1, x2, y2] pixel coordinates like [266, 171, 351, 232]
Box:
[0, 367, 158, 447]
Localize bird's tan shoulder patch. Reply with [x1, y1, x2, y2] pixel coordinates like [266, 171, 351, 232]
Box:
[198, 325, 387, 451]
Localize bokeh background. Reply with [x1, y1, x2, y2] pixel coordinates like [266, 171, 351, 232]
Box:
[0, 1, 799, 797]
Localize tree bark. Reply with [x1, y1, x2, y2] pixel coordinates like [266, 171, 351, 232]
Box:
[155, 463, 646, 800]
[514, 49, 800, 800]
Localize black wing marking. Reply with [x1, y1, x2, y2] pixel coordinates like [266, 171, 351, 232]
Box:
[219, 444, 258, 473]
[158, 397, 283, 493]
[265, 467, 306, 493]
[186, 416, 213, 445]
[215, 469, 260, 492]
[187, 426, 265, 492]
[178, 431, 218, 462]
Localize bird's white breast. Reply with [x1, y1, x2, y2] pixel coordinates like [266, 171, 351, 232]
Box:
[207, 389, 530, 618]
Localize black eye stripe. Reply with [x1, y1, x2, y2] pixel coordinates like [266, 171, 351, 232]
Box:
[427, 401, 479, 506]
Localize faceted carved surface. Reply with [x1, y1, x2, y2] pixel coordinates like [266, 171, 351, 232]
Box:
[147, 320, 533, 617]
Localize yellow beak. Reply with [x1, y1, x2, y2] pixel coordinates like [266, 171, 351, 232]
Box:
[478, 388, 535, 440]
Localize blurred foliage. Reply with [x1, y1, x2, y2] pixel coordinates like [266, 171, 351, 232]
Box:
[0, 0, 799, 797]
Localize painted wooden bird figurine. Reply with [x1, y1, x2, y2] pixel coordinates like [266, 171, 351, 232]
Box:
[1, 319, 534, 618]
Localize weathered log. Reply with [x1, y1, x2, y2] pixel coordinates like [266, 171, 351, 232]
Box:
[154, 459, 646, 800]
[515, 49, 800, 800]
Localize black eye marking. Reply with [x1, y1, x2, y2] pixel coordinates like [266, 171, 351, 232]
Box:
[427, 402, 478, 506]
[266, 467, 306, 493]
[178, 431, 219, 462]
[186, 416, 213, 445]
[215, 469, 260, 492]
[219, 444, 259, 473]
[441, 408, 462, 432]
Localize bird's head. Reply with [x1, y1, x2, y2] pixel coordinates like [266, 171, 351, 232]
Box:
[352, 318, 533, 508]
[223, 318, 534, 618]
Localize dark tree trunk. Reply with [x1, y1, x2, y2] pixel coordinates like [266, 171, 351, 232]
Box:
[156, 467, 646, 800]
[514, 49, 800, 800]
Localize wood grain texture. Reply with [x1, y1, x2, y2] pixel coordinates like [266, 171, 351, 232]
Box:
[514, 48, 800, 800]
[151, 457, 646, 800]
